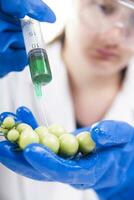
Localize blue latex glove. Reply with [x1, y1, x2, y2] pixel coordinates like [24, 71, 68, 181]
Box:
[0, 107, 52, 181]
[0, 0, 56, 77]
[0, 107, 134, 200]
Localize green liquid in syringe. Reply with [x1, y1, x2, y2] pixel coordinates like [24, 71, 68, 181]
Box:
[28, 48, 52, 97]
[34, 84, 42, 97]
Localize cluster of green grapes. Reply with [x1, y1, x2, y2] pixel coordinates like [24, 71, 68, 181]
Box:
[0, 116, 96, 157]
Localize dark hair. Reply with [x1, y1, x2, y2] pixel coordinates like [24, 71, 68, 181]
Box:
[48, 30, 65, 46]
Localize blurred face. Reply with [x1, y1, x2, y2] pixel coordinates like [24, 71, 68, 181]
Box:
[68, 0, 134, 76]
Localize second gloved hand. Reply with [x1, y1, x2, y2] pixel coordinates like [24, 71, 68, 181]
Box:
[0, 0, 56, 77]
[23, 120, 134, 200]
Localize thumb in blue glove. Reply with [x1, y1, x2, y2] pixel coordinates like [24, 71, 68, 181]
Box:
[0, 0, 56, 77]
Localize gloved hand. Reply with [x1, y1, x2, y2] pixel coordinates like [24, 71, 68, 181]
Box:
[0, 106, 52, 181]
[0, 0, 56, 77]
[0, 107, 134, 200]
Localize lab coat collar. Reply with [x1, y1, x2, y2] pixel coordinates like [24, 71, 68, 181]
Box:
[104, 58, 134, 126]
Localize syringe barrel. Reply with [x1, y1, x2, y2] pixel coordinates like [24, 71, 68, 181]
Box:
[21, 16, 45, 53]
[28, 48, 52, 85]
[21, 16, 52, 88]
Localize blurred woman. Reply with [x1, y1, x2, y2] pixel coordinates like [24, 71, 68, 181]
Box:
[0, 0, 134, 200]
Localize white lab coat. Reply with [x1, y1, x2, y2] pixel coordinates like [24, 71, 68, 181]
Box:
[0, 41, 134, 200]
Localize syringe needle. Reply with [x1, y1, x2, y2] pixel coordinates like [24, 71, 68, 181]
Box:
[34, 84, 42, 97]
[36, 95, 49, 127]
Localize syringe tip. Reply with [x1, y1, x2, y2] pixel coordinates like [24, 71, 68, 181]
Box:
[34, 84, 42, 98]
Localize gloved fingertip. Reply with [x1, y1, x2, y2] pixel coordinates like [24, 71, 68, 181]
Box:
[0, 112, 19, 122]
[24, 143, 53, 158]
[24, 143, 55, 168]
[16, 107, 38, 129]
[16, 106, 31, 115]
[38, 1, 56, 23]
[28, 10, 56, 23]
[24, 143, 42, 154]
[27, 1, 56, 23]
[0, 141, 17, 156]
[90, 120, 134, 148]
[90, 120, 121, 147]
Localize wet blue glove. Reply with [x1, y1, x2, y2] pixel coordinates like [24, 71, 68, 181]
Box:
[0, 107, 134, 200]
[0, 0, 56, 77]
[24, 121, 134, 200]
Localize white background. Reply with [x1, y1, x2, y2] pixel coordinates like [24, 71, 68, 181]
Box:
[42, 0, 72, 42]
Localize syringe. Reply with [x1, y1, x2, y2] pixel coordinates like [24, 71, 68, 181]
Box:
[21, 17, 52, 97]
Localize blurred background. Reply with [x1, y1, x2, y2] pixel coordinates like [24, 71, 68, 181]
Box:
[42, 0, 73, 42]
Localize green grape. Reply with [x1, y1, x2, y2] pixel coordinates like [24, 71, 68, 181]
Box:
[7, 129, 20, 142]
[76, 131, 96, 155]
[35, 126, 49, 142]
[41, 133, 60, 154]
[0, 127, 8, 135]
[48, 124, 68, 138]
[18, 130, 39, 149]
[59, 134, 79, 157]
[16, 123, 32, 133]
[3, 117, 15, 129]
